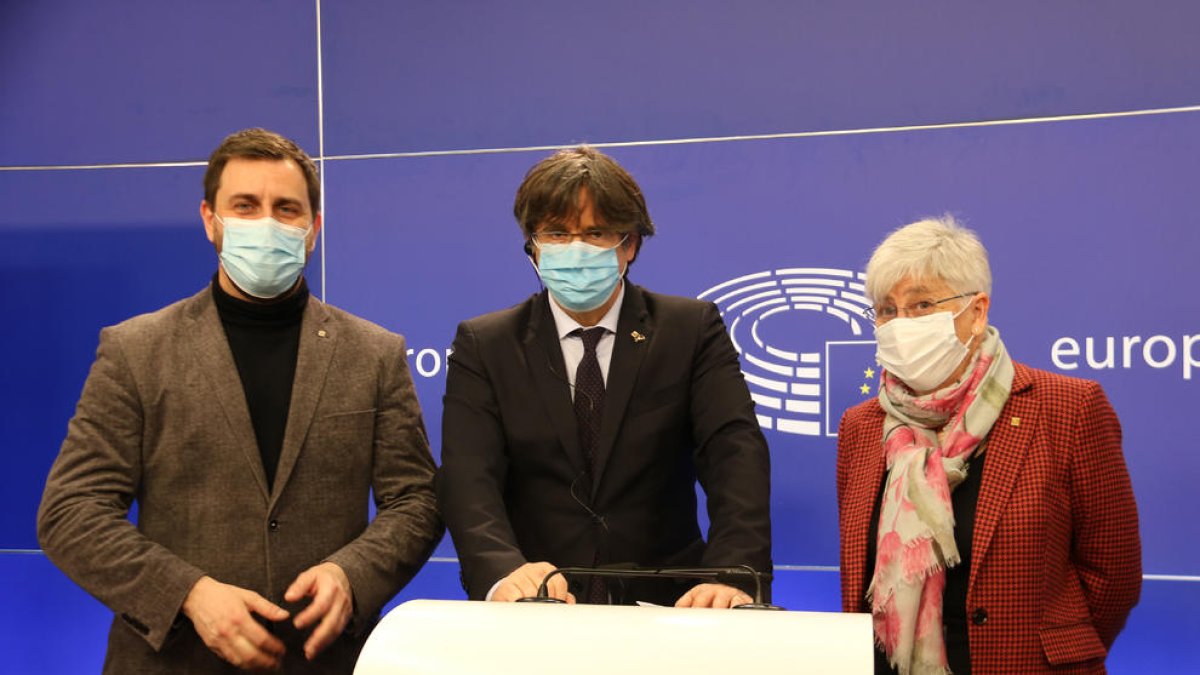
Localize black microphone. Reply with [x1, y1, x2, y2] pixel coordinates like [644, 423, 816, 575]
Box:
[516, 564, 783, 610]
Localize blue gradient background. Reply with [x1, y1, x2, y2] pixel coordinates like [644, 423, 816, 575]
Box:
[2, 1, 1196, 671]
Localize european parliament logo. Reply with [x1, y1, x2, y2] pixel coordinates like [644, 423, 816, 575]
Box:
[698, 268, 880, 437]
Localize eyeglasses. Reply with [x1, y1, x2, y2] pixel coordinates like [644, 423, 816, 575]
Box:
[531, 229, 626, 248]
[865, 292, 978, 323]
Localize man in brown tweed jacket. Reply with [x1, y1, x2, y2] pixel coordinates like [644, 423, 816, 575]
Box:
[37, 128, 442, 673]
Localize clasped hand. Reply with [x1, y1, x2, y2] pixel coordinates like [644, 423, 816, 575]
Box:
[182, 562, 352, 670]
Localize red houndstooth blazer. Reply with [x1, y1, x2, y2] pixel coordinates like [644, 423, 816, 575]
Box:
[837, 362, 1141, 674]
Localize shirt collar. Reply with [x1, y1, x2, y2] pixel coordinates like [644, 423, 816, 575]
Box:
[548, 282, 625, 340]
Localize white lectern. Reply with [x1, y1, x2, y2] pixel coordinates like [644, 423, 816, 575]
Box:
[354, 600, 872, 674]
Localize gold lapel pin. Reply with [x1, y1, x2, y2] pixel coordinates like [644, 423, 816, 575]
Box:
[631, 330, 646, 343]
[1010, 416, 1020, 427]
[317, 329, 328, 338]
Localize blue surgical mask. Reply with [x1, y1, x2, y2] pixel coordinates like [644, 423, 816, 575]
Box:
[217, 215, 310, 299]
[536, 239, 626, 312]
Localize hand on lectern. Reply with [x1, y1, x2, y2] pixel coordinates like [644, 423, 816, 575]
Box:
[492, 562, 577, 603]
[675, 583, 753, 609]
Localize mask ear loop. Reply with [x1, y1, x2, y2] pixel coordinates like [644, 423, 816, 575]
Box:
[524, 239, 545, 290]
[957, 296, 985, 345]
[615, 234, 631, 281]
[951, 295, 976, 321]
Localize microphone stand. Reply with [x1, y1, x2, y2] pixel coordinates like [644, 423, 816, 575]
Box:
[516, 564, 783, 610]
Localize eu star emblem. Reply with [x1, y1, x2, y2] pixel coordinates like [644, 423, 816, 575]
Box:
[824, 341, 879, 436]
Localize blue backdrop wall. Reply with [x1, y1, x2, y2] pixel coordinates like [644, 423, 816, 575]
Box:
[2, 2, 1197, 672]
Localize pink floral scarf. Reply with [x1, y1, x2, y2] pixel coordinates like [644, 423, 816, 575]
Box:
[869, 327, 1013, 675]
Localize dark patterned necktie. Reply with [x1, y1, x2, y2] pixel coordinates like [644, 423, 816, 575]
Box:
[573, 328, 606, 476]
[572, 327, 607, 603]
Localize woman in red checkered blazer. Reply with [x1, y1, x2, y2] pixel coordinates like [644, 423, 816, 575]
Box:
[837, 216, 1141, 675]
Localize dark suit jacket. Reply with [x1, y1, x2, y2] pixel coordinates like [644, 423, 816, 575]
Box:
[38, 286, 443, 674]
[437, 284, 771, 604]
[838, 362, 1141, 673]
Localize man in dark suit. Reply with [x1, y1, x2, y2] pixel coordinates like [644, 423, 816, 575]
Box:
[38, 128, 443, 673]
[438, 146, 771, 607]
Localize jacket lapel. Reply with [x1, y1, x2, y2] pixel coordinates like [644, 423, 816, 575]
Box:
[968, 362, 1037, 594]
[185, 288, 270, 502]
[269, 296, 336, 507]
[522, 292, 588, 476]
[591, 284, 651, 491]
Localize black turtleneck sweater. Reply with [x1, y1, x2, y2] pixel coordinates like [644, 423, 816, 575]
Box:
[211, 274, 309, 490]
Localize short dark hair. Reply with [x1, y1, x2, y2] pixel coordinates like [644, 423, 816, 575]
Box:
[513, 146, 655, 245]
[204, 128, 320, 213]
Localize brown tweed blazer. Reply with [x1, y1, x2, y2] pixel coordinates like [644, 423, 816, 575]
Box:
[837, 362, 1141, 674]
[38, 286, 443, 674]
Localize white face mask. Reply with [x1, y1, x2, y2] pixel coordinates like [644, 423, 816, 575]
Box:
[874, 300, 976, 393]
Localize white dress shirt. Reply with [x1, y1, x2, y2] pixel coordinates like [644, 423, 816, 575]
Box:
[546, 282, 625, 394]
